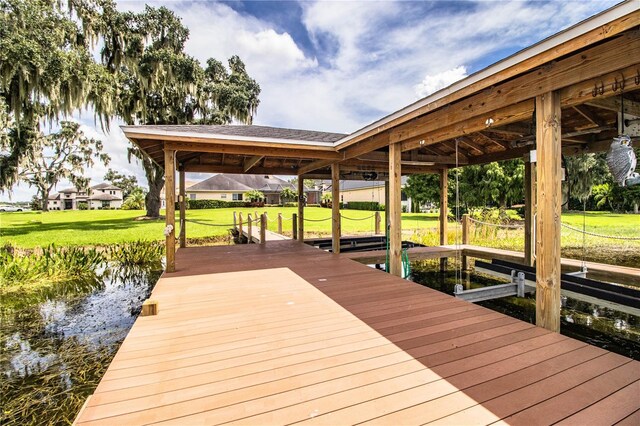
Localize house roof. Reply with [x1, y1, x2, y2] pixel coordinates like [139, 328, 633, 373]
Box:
[92, 183, 121, 191]
[188, 174, 294, 192]
[48, 193, 61, 200]
[89, 193, 122, 201]
[59, 187, 77, 193]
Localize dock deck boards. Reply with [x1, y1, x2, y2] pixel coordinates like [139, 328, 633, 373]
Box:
[75, 241, 640, 425]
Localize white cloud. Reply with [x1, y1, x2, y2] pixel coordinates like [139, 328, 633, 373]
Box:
[415, 66, 468, 98]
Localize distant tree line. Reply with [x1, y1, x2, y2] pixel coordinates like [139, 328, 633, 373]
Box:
[405, 152, 640, 214]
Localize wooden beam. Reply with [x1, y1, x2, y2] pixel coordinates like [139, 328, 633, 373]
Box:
[477, 131, 511, 150]
[243, 155, 264, 172]
[439, 168, 448, 272]
[297, 178, 304, 242]
[164, 148, 176, 273]
[298, 159, 335, 175]
[334, 11, 640, 151]
[524, 159, 536, 267]
[585, 95, 640, 117]
[388, 143, 402, 277]
[165, 141, 341, 160]
[559, 63, 639, 110]
[389, 33, 638, 145]
[341, 133, 390, 162]
[535, 91, 562, 332]
[331, 164, 341, 254]
[183, 164, 299, 175]
[357, 151, 467, 165]
[401, 100, 534, 152]
[571, 105, 605, 127]
[179, 167, 186, 249]
[177, 152, 202, 164]
[433, 141, 470, 162]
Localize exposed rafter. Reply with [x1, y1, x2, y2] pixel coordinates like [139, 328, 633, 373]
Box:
[243, 155, 264, 172]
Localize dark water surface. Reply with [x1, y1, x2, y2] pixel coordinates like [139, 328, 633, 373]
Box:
[0, 266, 161, 425]
[410, 260, 640, 360]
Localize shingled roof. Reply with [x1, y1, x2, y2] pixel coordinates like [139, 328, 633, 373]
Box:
[123, 125, 347, 144]
[188, 174, 295, 192]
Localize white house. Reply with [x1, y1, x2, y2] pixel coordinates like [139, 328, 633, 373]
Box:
[47, 183, 123, 210]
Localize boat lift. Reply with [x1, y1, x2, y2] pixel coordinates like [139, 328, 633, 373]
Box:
[455, 259, 640, 316]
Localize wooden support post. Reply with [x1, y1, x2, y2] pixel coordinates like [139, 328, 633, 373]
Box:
[141, 299, 158, 316]
[247, 213, 253, 243]
[524, 159, 536, 267]
[462, 213, 470, 270]
[375, 211, 381, 235]
[292, 213, 298, 240]
[388, 143, 402, 276]
[260, 213, 266, 245]
[535, 91, 562, 333]
[439, 168, 448, 272]
[277, 213, 283, 234]
[238, 212, 243, 237]
[384, 180, 390, 228]
[164, 149, 176, 272]
[297, 178, 304, 242]
[179, 167, 186, 249]
[331, 163, 341, 254]
[233, 211, 237, 231]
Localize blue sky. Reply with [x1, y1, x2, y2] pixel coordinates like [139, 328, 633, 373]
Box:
[4, 0, 621, 201]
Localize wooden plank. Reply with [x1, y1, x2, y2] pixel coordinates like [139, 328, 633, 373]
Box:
[389, 143, 402, 276]
[535, 91, 562, 332]
[164, 149, 176, 272]
[421, 352, 626, 425]
[495, 359, 639, 425]
[331, 163, 341, 254]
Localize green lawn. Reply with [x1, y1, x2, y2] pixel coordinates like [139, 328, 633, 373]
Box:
[1, 209, 638, 254]
[0, 207, 440, 248]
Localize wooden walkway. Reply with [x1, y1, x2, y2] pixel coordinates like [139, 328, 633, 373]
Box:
[75, 241, 640, 425]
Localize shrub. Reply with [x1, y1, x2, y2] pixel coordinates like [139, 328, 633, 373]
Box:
[345, 201, 382, 211]
[187, 199, 246, 209]
[245, 189, 265, 202]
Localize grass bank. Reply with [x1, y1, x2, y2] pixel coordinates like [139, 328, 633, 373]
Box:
[0, 208, 439, 248]
[1, 208, 638, 266]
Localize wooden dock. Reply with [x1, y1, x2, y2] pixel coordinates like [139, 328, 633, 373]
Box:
[75, 241, 640, 425]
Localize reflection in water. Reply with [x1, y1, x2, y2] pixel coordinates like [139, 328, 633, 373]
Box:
[410, 260, 640, 360]
[0, 265, 161, 425]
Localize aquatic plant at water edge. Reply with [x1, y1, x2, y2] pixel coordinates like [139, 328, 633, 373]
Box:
[105, 240, 164, 266]
[0, 245, 105, 293]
